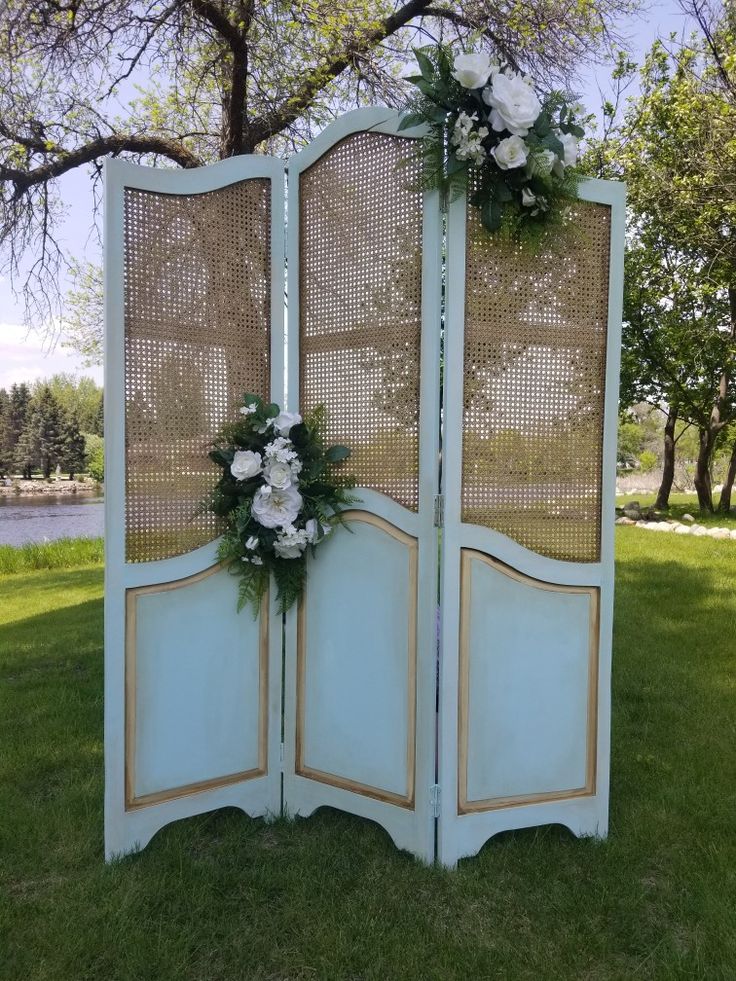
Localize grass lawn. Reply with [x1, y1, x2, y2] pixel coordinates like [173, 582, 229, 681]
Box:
[2, 532, 736, 980]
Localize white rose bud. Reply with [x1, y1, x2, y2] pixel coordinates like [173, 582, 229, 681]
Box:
[559, 132, 578, 167]
[264, 460, 294, 489]
[271, 411, 302, 436]
[491, 134, 528, 170]
[521, 187, 537, 208]
[452, 52, 493, 90]
[230, 450, 262, 481]
[245, 535, 259, 549]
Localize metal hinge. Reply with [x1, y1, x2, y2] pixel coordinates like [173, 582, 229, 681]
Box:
[279, 742, 285, 773]
[433, 494, 444, 528]
[430, 783, 441, 818]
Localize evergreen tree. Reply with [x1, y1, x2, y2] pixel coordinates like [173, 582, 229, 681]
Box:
[13, 420, 37, 479]
[17, 386, 64, 479]
[94, 395, 104, 437]
[59, 411, 87, 480]
[0, 388, 9, 476]
[6, 383, 32, 477]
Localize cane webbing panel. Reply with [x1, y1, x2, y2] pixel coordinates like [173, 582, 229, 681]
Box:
[124, 180, 271, 563]
[461, 202, 611, 562]
[299, 132, 423, 511]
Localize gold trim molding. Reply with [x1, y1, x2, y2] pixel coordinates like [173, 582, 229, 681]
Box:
[296, 511, 418, 809]
[125, 563, 269, 811]
[458, 549, 600, 815]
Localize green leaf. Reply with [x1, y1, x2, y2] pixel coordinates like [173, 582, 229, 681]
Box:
[398, 112, 426, 132]
[325, 445, 351, 463]
[481, 198, 503, 232]
[494, 179, 514, 203]
[413, 78, 438, 101]
[242, 393, 263, 408]
[289, 422, 309, 446]
[209, 448, 234, 467]
[413, 48, 434, 81]
[264, 402, 280, 418]
[541, 132, 564, 157]
[534, 113, 551, 137]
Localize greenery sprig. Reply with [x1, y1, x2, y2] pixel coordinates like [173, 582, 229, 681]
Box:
[400, 44, 585, 243]
[203, 395, 357, 615]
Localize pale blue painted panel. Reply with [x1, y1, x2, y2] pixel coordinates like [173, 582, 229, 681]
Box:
[466, 558, 591, 802]
[302, 520, 412, 798]
[134, 568, 262, 797]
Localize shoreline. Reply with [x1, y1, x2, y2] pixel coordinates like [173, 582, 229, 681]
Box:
[0, 479, 103, 499]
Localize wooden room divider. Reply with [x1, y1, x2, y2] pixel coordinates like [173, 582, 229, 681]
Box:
[104, 108, 624, 867]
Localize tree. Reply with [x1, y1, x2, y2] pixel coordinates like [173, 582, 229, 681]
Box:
[591, 17, 736, 511]
[32, 374, 103, 435]
[17, 385, 64, 479]
[3, 383, 32, 477]
[619, 233, 733, 510]
[0, 0, 640, 333]
[87, 441, 105, 483]
[0, 388, 10, 476]
[59, 411, 87, 480]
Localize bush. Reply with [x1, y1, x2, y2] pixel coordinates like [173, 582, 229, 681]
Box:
[87, 442, 104, 482]
[638, 450, 658, 473]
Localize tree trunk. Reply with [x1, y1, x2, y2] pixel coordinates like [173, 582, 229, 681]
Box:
[694, 427, 717, 512]
[655, 408, 678, 509]
[718, 438, 736, 513]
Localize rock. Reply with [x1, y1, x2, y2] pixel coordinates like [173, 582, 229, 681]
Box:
[682, 513, 695, 522]
[616, 516, 636, 526]
[709, 528, 730, 540]
[674, 525, 692, 535]
[730, 530, 736, 540]
[623, 504, 642, 518]
[692, 526, 708, 537]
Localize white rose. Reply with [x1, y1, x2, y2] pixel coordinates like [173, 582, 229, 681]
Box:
[252, 484, 302, 529]
[245, 535, 259, 549]
[273, 526, 309, 559]
[483, 71, 541, 136]
[559, 131, 578, 167]
[452, 52, 492, 90]
[491, 135, 528, 170]
[264, 460, 293, 489]
[521, 187, 537, 208]
[230, 450, 262, 481]
[271, 411, 302, 436]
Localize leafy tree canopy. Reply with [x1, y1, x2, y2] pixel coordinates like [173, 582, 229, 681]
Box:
[1, 0, 639, 331]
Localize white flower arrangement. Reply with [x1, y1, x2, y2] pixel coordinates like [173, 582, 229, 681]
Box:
[204, 396, 356, 614]
[401, 44, 585, 239]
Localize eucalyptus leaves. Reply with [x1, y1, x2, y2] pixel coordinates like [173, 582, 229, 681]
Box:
[400, 45, 586, 239]
[204, 396, 356, 615]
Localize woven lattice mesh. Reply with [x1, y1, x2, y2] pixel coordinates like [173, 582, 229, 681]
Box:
[124, 180, 271, 562]
[461, 202, 611, 562]
[299, 133, 424, 511]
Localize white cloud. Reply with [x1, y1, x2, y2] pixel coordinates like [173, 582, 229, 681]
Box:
[0, 321, 103, 389]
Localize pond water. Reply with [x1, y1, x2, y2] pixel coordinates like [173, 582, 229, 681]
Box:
[0, 495, 105, 546]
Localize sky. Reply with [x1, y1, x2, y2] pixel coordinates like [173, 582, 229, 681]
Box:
[0, 0, 693, 391]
